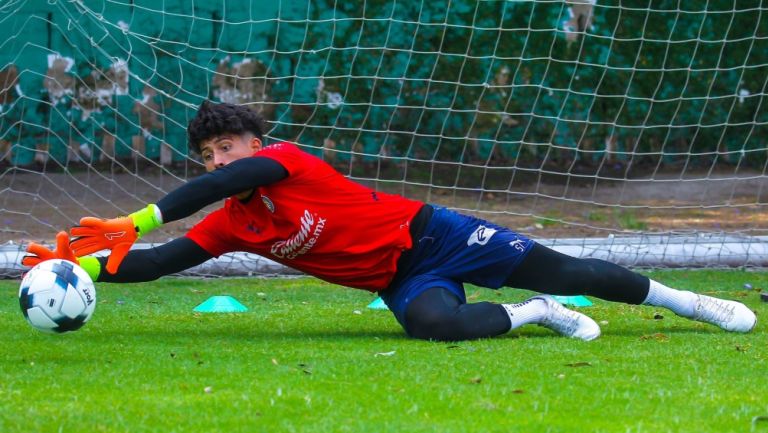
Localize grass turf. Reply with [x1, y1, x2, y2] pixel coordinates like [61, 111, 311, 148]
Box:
[1, 270, 766, 433]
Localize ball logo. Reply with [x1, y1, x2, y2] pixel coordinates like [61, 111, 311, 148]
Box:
[81, 286, 95, 305]
[467, 225, 497, 246]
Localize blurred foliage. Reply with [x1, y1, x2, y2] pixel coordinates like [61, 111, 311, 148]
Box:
[1, 0, 766, 171]
[277, 0, 768, 171]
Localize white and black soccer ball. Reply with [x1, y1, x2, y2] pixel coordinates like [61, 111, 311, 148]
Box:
[19, 259, 96, 333]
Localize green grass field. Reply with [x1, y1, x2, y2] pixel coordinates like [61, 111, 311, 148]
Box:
[1, 270, 766, 433]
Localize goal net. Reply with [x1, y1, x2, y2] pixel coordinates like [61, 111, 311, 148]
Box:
[1, 0, 767, 277]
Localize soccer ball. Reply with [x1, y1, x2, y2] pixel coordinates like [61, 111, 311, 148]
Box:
[19, 259, 96, 333]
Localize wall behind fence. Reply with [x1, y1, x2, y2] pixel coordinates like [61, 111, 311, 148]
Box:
[1, 1, 766, 172]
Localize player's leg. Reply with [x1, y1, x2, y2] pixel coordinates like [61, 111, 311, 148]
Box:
[383, 207, 600, 341]
[506, 243, 756, 332]
[401, 285, 600, 342]
[403, 287, 508, 341]
[505, 243, 649, 303]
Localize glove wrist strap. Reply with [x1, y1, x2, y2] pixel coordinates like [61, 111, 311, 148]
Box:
[130, 204, 163, 238]
[78, 256, 102, 281]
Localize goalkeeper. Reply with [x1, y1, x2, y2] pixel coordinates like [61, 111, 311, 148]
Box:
[24, 101, 757, 341]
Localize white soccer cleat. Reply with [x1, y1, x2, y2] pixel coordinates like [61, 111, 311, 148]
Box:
[692, 294, 757, 333]
[533, 295, 601, 341]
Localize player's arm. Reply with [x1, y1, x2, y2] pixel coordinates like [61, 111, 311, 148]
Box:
[90, 237, 213, 283]
[24, 234, 213, 283]
[70, 156, 287, 274]
[157, 155, 288, 221]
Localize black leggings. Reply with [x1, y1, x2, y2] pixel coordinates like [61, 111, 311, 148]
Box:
[404, 243, 650, 341]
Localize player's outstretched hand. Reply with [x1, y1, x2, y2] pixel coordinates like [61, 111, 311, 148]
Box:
[70, 205, 163, 275]
[23, 231, 79, 267]
[70, 216, 136, 274]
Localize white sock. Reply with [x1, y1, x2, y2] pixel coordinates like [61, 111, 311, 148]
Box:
[501, 298, 548, 330]
[642, 279, 697, 318]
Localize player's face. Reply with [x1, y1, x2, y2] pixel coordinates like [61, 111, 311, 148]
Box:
[200, 134, 262, 172]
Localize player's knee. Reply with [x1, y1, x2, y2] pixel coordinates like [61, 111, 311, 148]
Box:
[406, 309, 463, 341]
[407, 307, 486, 341]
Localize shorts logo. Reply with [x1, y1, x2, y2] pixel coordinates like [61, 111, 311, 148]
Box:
[467, 225, 497, 246]
[509, 239, 527, 252]
[261, 195, 275, 213]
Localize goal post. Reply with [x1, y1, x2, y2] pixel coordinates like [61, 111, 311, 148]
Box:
[1, 0, 767, 277]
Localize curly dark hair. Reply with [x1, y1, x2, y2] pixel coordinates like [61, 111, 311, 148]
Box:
[187, 100, 265, 153]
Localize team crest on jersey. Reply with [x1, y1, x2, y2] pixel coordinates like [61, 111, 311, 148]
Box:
[261, 195, 275, 213]
[467, 225, 497, 246]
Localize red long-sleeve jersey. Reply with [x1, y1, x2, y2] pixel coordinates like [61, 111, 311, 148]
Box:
[186, 142, 424, 291]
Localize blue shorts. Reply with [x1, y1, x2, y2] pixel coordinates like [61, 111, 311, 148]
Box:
[379, 206, 534, 328]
